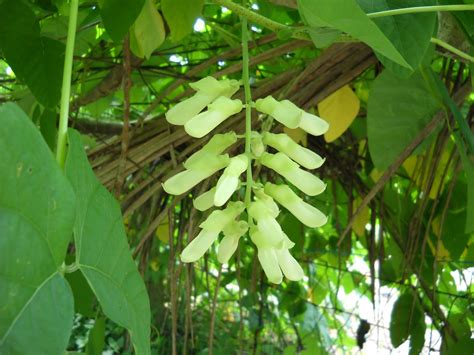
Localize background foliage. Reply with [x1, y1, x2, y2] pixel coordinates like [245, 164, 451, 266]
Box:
[0, 0, 473, 354]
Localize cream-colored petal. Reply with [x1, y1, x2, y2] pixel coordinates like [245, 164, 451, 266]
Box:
[165, 91, 215, 125]
[162, 169, 209, 195]
[200, 201, 245, 232]
[190, 77, 240, 97]
[181, 229, 220, 262]
[255, 96, 302, 129]
[251, 131, 265, 158]
[276, 248, 304, 281]
[184, 132, 237, 169]
[283, 168, 326, 196]
[299, 111, 329, 136]
[265, 183, 327, 227]
[258, 248, 283, 284]
[214, 176, 239, 207]
[263, 132, 324, 169]
[193, 187, 216, 211]
[254, 189, 279, 218]
[218, 220, 248, 264]
[184, 97, 243, 138]
[163, 155, 229, 195]
[260, 152, 326, 196]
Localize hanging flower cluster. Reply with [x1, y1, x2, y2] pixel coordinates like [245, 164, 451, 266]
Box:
[163, 76, 329, 284]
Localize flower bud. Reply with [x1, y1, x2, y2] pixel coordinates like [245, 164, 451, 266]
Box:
[214, 154, 248, 206]
[166, 77, 240, 125]
[254, 189, 279, 217]
[217, 220, 248, 263]
[185, 97, 243, 138]
[262, 132, 324, 169]
[255, 96, 302, 129]
[199, 201, 245, 232]
[250, 227, 283, 284]
[275, 248, 304, 281]
[163, 155, 229, 195]
[184, 132, 237, 169]
[193, 187, 216, 211]
[260, 152, 326, 196]
[181, 229, 219, 262]
[264, 183, 327, 228]
[250, 131, 265, 158]
[248, 200, 284, 247]
[299, 110, 329, 136]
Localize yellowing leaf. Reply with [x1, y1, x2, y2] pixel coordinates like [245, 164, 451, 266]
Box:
[370, 168, 384, 183]
[283, 127, 307, 146]
[150, 258, 159, 271]
[155, 221, 169, 243]
[130, 0, 166, 59]
[317, 85, 360, 143]
[352, 197, 369, 237]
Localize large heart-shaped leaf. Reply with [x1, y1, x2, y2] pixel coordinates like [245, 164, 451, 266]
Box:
[358, 0, 437, 76]
[65, 130, 151, 355]
[99, 0, 145, 42]
[367, 70, 442, 170]
[0, 103, 75, 354]
[0, 0, 64, 108]
[297, 0, 411, 68]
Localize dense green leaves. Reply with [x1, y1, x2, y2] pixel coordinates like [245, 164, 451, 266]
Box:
[390, 291, 426, 354]
[65, 130, 151, 355]
[358, 0, 437, 75]
[99, 0, 145, 42]
[0, 0, 64, 107]
[367, 70, 441, 170]
[297, 0, 411, 68]
[162, 0, 204, 41]
[0, 103, 75, 354]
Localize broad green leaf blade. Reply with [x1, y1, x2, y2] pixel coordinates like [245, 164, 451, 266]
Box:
[297, 0, 411, 68]
[130, 0, 166, 59]
[65, 130, 151, 355]
[99, 0, 145, 42]
[0, 0, 64, 108]
[367, 70, 441, 170]
[162, 0, 204, 42]
[358, 0, 437, 76]
[389, 291, 425, 353]
[0, 103, 75, 354]
[86, 317, 106, 355]
[463, 159, 474, 233]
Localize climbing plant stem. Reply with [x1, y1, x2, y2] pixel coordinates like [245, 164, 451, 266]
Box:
[241, 12, 253, 208]
[430, 37, 474, 63]
[56, 0, 79, 168]
[367, 4, 474, 18]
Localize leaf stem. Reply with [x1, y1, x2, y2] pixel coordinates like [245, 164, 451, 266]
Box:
[430, 37, 474, 63]
[367, 4, 474, 19]
[241, 7, 253, 209]
[56, 0, 79, 168]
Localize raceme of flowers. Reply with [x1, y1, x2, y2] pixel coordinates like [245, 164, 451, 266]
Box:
[163, 76, 329, 284]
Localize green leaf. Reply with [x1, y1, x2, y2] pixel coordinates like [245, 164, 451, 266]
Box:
[162, 0, 204, 41]
[0, 0, 64, 108]
[86, 317, 106, 355]
[99, 0, 145, 42]
[130, 0, 166, 59]
[0, 103, 75, 354]
[464, 158, 474, 233]
[367, 70, 441, 170]
[65, 130, 151, 355]
[297, 0, 411, 68]
[39, 109, 58, 152]
[389, 291, 426, 354]
[65, 268, 96, 317]
[358, 0, 437, 76]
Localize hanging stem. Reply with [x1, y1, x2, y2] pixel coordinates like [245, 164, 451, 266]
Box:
[242, 12, 253, 208]
[56, 0, 79, 168]
[367, 4, 474, 18]
[431, 37, 474, 63]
